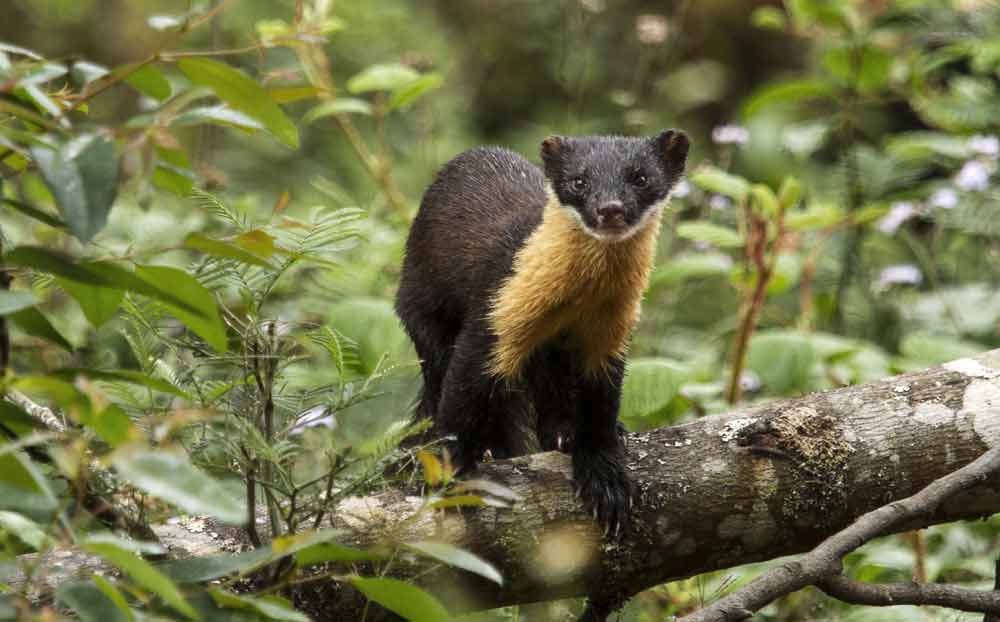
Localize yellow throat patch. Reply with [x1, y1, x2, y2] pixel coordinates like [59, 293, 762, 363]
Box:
[487, 193, 663, 379]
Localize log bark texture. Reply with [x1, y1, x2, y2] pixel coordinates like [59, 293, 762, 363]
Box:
[14, 351, 1000, 620]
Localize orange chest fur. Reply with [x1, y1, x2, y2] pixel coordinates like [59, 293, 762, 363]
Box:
[487, 200, 661, 379]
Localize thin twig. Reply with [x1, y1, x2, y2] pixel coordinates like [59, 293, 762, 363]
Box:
[817, 573, 1000, 615]
[6, 390, 65, 432]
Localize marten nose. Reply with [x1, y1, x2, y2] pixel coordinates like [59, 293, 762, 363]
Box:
[596, 201, 625, 222]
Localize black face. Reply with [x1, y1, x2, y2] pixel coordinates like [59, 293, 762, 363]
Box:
[540, 130, 690, 240]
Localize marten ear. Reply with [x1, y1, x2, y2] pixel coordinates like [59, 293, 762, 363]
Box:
[540, 135, 570, 180]
[652, 129, 690, 177]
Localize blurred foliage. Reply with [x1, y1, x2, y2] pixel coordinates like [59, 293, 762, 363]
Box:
[1, 0, 999, 620]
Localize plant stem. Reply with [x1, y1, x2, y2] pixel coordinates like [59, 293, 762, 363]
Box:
[725, 261, 772, 404]
[294, 36, 410, 220]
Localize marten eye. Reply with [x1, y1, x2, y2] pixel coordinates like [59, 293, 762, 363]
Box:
[632, 172, 650, 189]
[569, 176, 588, 193]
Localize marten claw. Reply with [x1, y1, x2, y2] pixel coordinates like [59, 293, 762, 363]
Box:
[573, 449, 634, 538]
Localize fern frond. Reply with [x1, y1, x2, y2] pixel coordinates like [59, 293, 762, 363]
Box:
[192, 188, 249, 231]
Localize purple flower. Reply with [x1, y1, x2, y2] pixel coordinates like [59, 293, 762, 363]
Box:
[711, 124, 749, 146]
[739, 370, 762, 393]
[968, 134, 999, 158]
[927, 188, 958, 210]
[878, 264, 922, 289]
[708, 194, 732, 210]
[672, 179, 690, 199]
[877, 201, 916, 234]
[955, 160, 992, 192]
[635, 14, 670, 44]
[289, 406, 336, 435]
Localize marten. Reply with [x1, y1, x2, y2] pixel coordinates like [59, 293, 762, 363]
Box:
[395, 130, 690, 532]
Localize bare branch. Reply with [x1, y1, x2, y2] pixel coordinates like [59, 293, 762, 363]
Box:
[816, 574, 1000, 615]
[6, 390, 65, 432]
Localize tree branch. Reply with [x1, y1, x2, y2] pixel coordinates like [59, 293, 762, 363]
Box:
[816, 574, 1000, 615]
[9, 351, 1000, 622]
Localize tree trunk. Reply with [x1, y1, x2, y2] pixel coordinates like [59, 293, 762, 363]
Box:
[15, 351, 1000, 620]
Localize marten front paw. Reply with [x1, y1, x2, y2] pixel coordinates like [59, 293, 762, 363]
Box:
[572, 449, 634, 537]
[440, 438, 479, 476]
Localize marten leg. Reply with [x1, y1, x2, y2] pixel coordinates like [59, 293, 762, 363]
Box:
[572, 356, 633, 534]
[403, 311, 458, 422]
[530, 347, 578, 452]
[435, 322, 497, 472]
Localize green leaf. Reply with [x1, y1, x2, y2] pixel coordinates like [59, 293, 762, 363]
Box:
[153, 161, 196, 196]
[388, 73, 443, 110]
[183, 233, 273, 268]
[689, 166, 749, 201]
[751, 6, 787, 30]
[5, 247, 106, 285]
[303, 98, 373, 124]
[112, 447, 245, 525]
[71, 61, 109, 85]
[0, 197, 68, 230]
[730, 252, 801, 296]
[350, 577, 449, 622]
[327, 298, 411, 373]
[9, 307, 73, 351]
[160, 547, 274, 583]
[296, 542, 383, 567]
[0, 595, 13, 621]
[57, 581, 130, 622]
[347, 64, 420, 94]
[747, 330, 817, 395]
[742, 78, 835, 118]
[620, 358, 688, 429]
[209, 590, 309, 622]
[405, 541, 502, 585]
[78, 404, 134, 447]
[428, 495, 486, 509]
[0, 43, 42, 60]
[899, 332, 982, 368]
[171, 105, 265, 132]
[0, 401, 45, 437]
[0, 291, 38, 315]
[81, 536, 198, 620]
[267, 86, 320, 104]
[57, 277, 124, 327]
[649, 252, 733, 287]
[84, 533, 165, 556]
[18, 62, 68, 87]
[823, 45, 891, 94]
[676, 222, 743, 248]
[177, 58, 299, 149]
[749, 184, 778, 217]
[85, 261, 207, 319]
[118, 63, 172, 101]
[0, 451, 59, 517]
[30, 134, 120, 242]
[777, 177, 802, 209]
[0, 510, 49, 550]
[134, 264, 228, 352]
[92, 576, 134, 622]
[787, 0, 853, 31]
[53, 368, 190, 399]
[885, 131, 972, 161]
[784, 202, 846, 231]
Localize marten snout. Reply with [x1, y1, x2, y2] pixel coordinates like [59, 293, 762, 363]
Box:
[596, 200, 626, 228]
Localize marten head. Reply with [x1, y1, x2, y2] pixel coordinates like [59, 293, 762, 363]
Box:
[540, 130, 689, 242]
